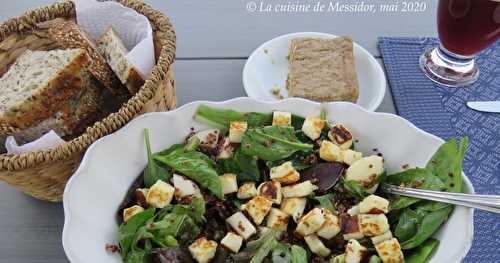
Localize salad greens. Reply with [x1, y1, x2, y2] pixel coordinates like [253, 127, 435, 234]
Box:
[240, 125, 313, 161]
[116, 105, 470, 263]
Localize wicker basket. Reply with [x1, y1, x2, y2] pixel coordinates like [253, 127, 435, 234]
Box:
[0, 0, 176, 202]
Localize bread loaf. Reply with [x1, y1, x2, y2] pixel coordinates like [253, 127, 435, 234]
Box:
[0, 48, 90, 129]
[98, 27, 145, 94]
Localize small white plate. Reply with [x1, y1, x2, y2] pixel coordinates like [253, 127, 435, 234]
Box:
[243, 32, 386, 111]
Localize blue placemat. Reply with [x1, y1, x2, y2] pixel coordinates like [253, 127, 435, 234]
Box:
[379, 37, 500, 262]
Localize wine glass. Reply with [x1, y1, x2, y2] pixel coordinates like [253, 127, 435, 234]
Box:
[420, 0, 500, 87]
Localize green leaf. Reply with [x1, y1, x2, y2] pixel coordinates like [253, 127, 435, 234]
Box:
[342, 179, 369, 199]
[394, 208, 419, 242]
[118, 208, 155, 259]
[387, 168, 446, 210]
[314, 193, 335, 211]
[291, 115, 305, 130]
[231, 230, 279, 263]
[171, 197, 206, 224]
[405, 238, 440, 263]
[400, 206, 453, 249]
[194, 105, 272, 130]
[272, 243, 292, 263]
[290, 245, 308, 263]
[155, 151, 223, 199]
[265, 150, 314, 171]
[426, 137, 468, 192]
[184, 136, 201, 151]
[218, 148, 261, 182]
[143, 129, 172, 187]
[241, 126, 313, 161]
[125, 249, 147, 263]
[368, 255, 382, 263]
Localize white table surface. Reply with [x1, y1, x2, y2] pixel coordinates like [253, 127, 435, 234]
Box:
[0, 0, 437, 262]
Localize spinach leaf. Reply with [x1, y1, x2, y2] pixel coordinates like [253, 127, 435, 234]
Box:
[156, 143, 184, 156]
[231, 230, 278, 263]
[290, 245, 308, 263]
[387, 168, 446, 210]
[314, 193, 335, 211]
[184, 136, 201, 151]
[265, 150, 314, 171]
[368, 255, 382, 263]
[394, 208, 419, 242]
[426, 137, 468, 192]
[155, 151, 223, 199]
[195, 105, 272, 130]
[144, 129, 172, 187]
[118, 208, 155, 259]
[405, 238, 440, 263]
[342, 179, 369, 199]
[125, 249, 147, 263]
[291, 115, 305, 130]
[241, 126, 313, 161]
[171, 197, 206, 224]
[218, 148, 260, 182]
[272, 243, 292, 263]
[400, 205, 453, 249]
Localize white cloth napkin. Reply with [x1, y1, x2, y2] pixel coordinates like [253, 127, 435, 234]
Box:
[5, 0, 155, 154]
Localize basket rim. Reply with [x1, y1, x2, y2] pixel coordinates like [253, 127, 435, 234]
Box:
[0, 0, 176, 171]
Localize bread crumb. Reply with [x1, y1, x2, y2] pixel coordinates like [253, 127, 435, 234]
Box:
[271, 85, 283, 100]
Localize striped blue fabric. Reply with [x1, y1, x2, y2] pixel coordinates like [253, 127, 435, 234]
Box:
[378, 37, 500, 262]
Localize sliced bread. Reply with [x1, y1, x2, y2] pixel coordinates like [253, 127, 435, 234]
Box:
[40, 18, 129, 98]
[98, 27, 145, 94]
[287, 37, 359, 102]
[0, 48, 90, 129]
[0, 71, 105, 149]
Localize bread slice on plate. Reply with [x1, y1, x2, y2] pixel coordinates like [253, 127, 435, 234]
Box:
[0, 48, 90, 130]
[287, 36, 359, 102]
[98, 27, 145, 95]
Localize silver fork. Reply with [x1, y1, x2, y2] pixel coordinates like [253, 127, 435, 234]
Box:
[381, 183, 500, 214]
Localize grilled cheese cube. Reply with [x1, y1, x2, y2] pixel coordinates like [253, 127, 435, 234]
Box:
[358, 214, 390, 237]
[226, 212, 256, 239]
[266, 208, 289, 231]
[188, 237, 218, 263]
[237, 182, 258, 199]
[345, 239, 367, 263]
[229, 121, 247, 143]
[302, 116, 325, 140]
[258, 181, 282, 204]
[347, 205, 360, 216]
[345, 156, 384, 193]
[217, 137, 236, 159]
[135, 188, 149, 208]
[359, 195, 389, 214]
[342, 149, 363, 165]
[282, 180, 318, 198]
[280, 197, 307, 222]
[272, 111, 292, 126]
[241, 196, 273, 225]
[304, 234, 331, 257]
[219, 173, 238, 195]
[172, 174, 202, 200]
[194, 128, 220, 149]
[123, 205, 144, 222]
[328, 124, 353, 150]
[146, 180, 174, 208]
[317, 209, 341, 239]
[270, 161, 300, 184]
[375, 238, 404, 263]
[371, 231, 393, 245]
[296, 208, 325, 236]
[319, 140, 343, 162]
[342, 216, 364, 240]
[220, 232, 243, 253]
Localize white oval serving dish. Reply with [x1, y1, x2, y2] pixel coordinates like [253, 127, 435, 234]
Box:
[63, 98, 473, 262]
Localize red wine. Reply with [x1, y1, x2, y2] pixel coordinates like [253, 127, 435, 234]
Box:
[438, 0, 500, 56]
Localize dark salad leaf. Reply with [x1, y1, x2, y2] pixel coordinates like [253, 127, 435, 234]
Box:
[241, 125, 313, 161]
[218, 148, 261, 182]
[290, 245, 308, 263]
[405, 238, 440, 263]
[155, 151, 223, 199]
[194, 105, 272, 130]
[119, 208, 156, 260]
[300, 162, 345, 194]
[314, 193, 336, 211]
[144, 129, 172, 187]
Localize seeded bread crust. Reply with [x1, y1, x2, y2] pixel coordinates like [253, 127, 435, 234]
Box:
[0, 49, 90, 129]
[0, 71, 105, 149]
[40, 19, 128, 98]
[98, 27, 145, 95]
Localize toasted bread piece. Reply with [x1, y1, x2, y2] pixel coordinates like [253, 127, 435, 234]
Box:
[287, 37, 359, 102]
[98, 27, 145, 95]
